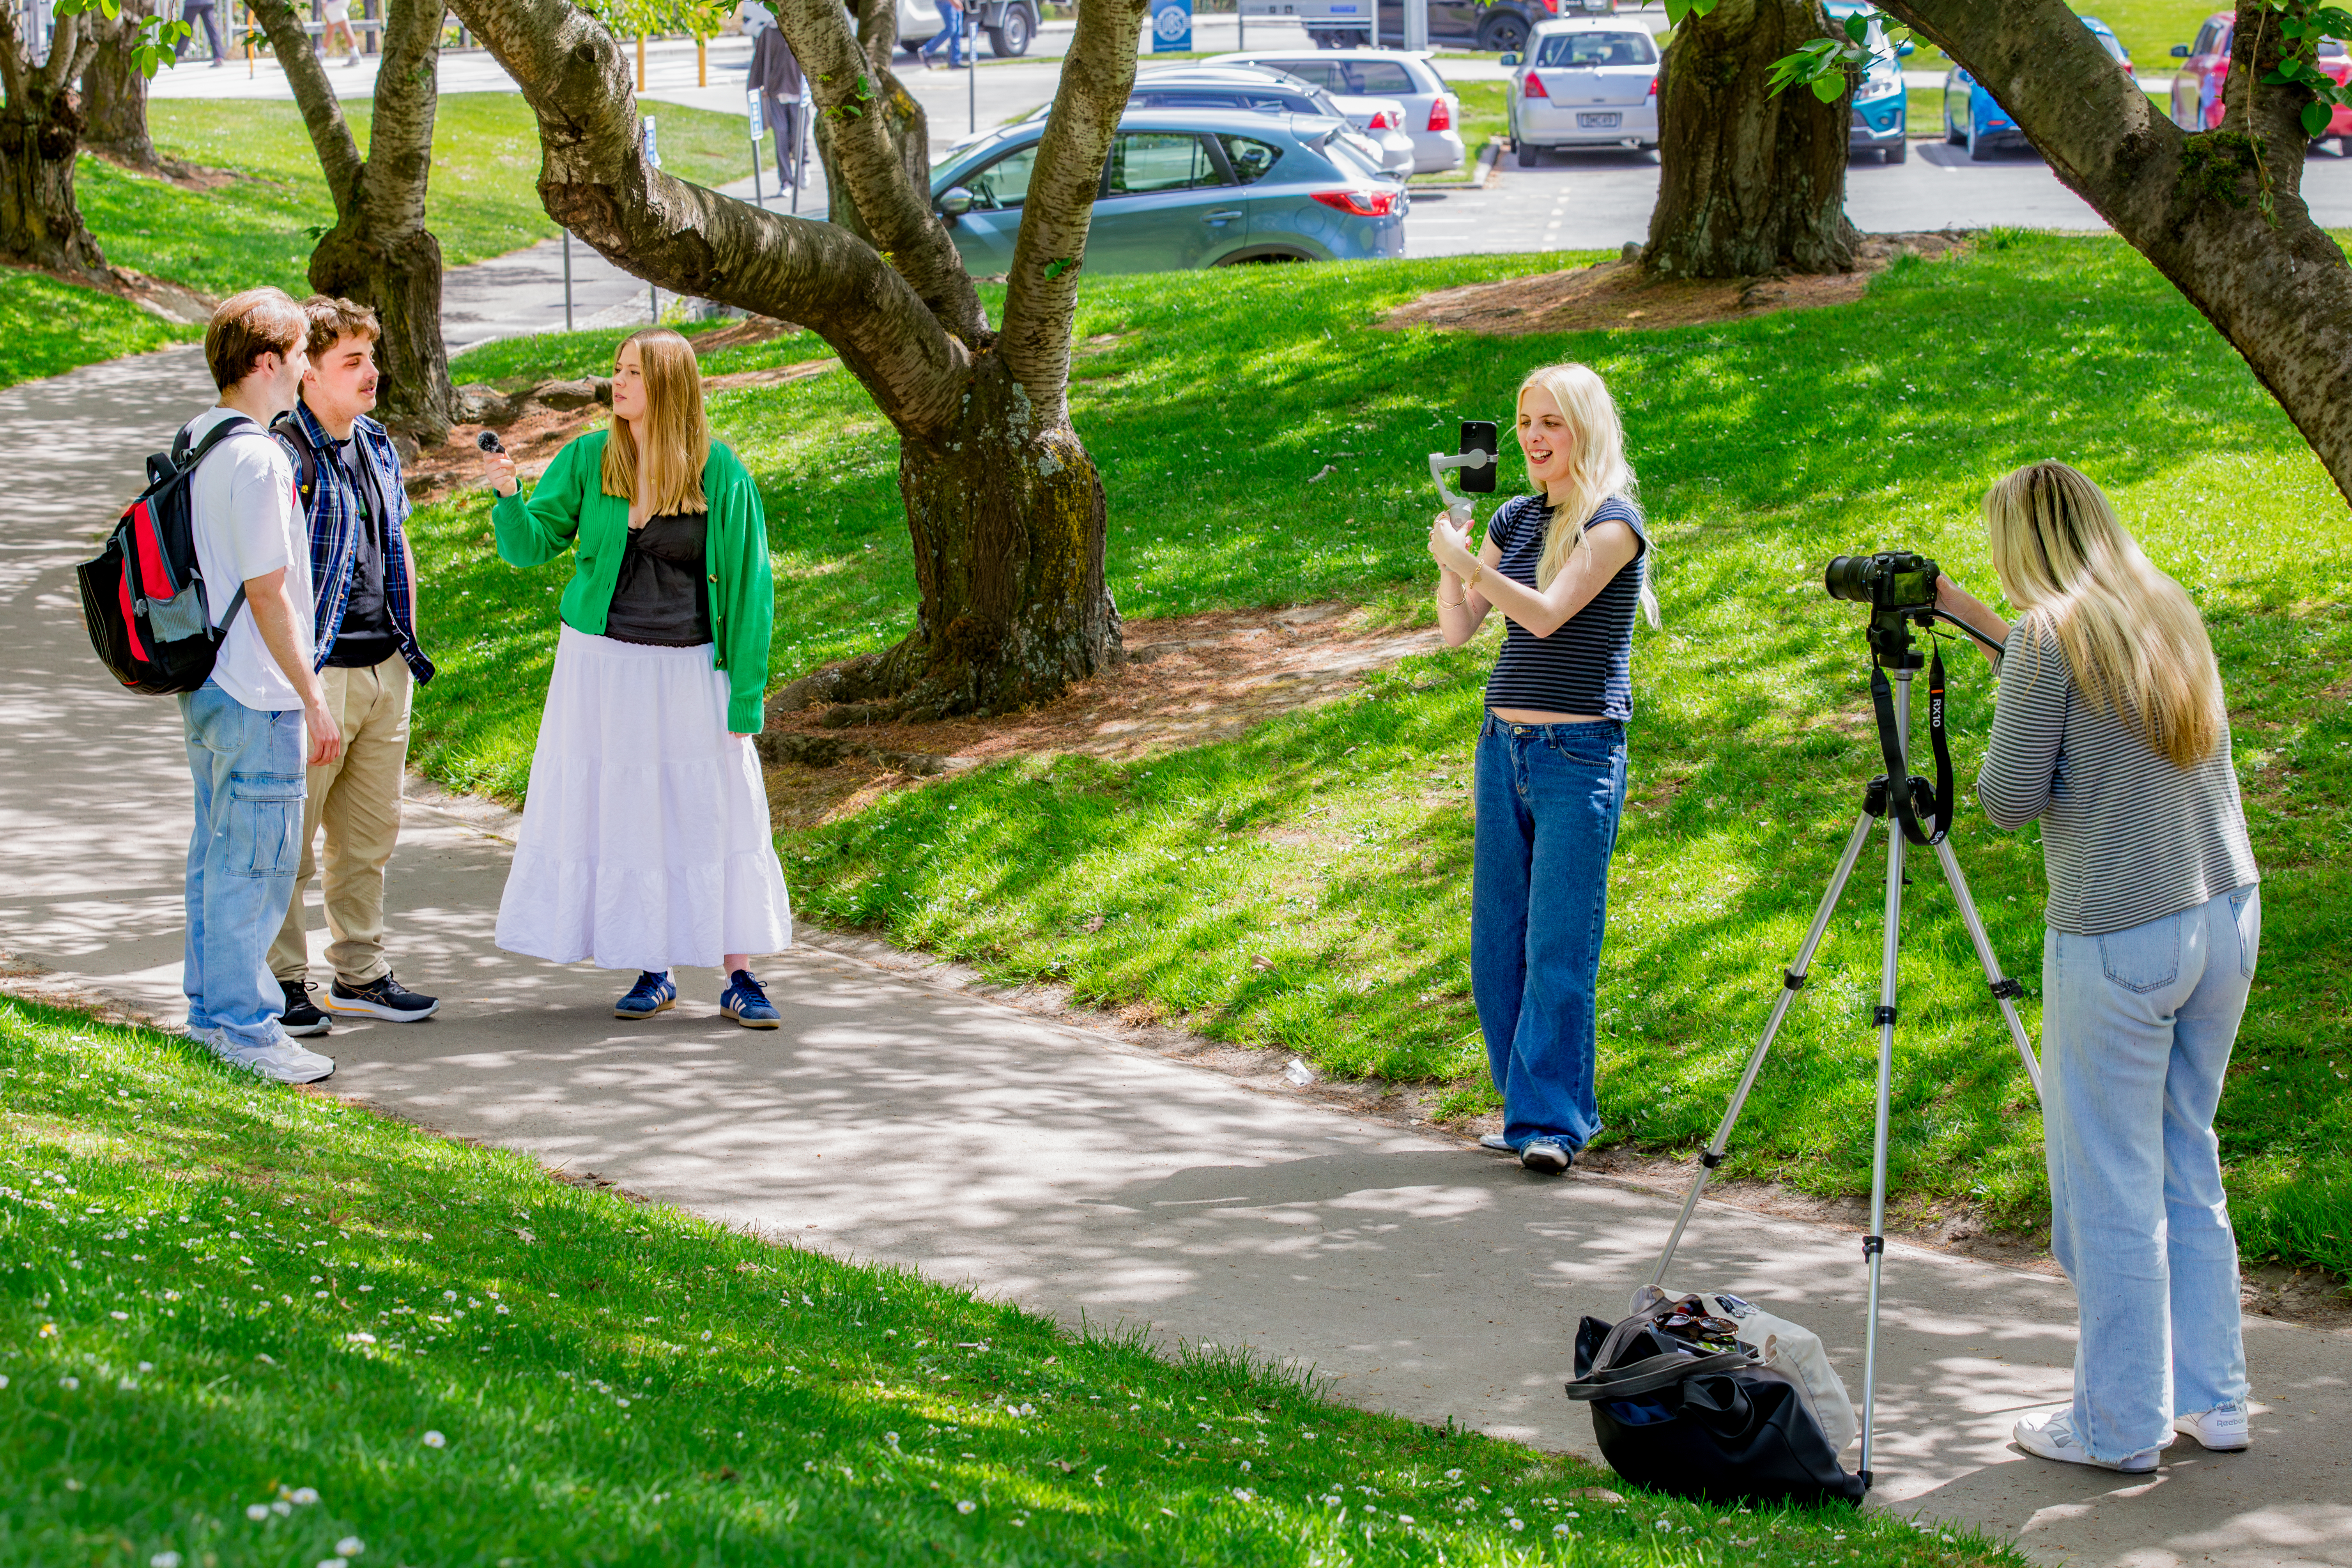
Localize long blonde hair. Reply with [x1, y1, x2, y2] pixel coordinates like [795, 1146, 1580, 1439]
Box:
[601, 327, 711, 515]
[1984, 461, 2224, 770]
[1517, 363, 1656, 625]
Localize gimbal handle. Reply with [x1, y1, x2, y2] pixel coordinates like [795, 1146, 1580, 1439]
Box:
[1428, 448, 1492, 527]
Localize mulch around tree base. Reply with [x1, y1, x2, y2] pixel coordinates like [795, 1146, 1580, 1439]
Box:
[1382, 230, 1973, 336]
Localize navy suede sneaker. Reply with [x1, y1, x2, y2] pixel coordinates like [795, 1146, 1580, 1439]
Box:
[614, 971, 676, 1020]
[720, 970, 781, 1029]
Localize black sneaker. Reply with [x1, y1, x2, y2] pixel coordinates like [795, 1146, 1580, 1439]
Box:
[279, 979, 331, 1038]
[324, 972, 441, 1022]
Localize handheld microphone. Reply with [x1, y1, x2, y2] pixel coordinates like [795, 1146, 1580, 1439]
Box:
[476, 428, 506, 454]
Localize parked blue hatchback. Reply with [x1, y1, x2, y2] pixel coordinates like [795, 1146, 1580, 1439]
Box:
[1944, 14, 2131, 159]
[930, 108, 1408, 275]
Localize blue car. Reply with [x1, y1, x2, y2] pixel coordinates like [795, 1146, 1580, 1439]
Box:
[1824, 2, 1915, 164]
[930, 109, 1408, 275]
[1945, 14, 2131, 159]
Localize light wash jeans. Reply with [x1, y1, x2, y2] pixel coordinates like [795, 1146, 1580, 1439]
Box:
[180, 680, 307, 1049]
[1471, 715, 1628, 1152]
[2042, 884, 2259, 1461]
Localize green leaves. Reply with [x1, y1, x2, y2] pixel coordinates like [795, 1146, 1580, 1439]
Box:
[1660, 0, 1719, 27]
[2304, 100, 2333, 136]
[1764, 37, 1850, 101]
[1042, 257, 1081, 281]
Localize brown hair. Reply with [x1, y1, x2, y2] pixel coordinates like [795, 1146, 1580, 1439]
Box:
[301, 294, 380, 361]
[601, 328, 711, 516]
[205, 287, 308, 391]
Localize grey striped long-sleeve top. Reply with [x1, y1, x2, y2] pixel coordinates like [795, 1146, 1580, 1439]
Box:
[1976, 619, 2258, 936]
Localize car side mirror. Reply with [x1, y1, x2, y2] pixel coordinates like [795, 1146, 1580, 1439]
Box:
[938, 186, 974, 216]
[1895, 39, 1914, 57]
[1498, 51, 1519, 67]
[2170, 43, 2189, 56]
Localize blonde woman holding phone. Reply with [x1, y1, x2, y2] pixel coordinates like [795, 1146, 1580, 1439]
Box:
[1937, 461, 2259, 1474]
[1426, 362, 1656, 1176]
[478, 328, 791, 1026]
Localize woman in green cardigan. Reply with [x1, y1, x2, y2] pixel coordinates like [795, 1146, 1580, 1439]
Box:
[476, 327, 791, 1026]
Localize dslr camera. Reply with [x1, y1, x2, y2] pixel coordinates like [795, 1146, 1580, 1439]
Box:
[1823, 551, 1938, 614]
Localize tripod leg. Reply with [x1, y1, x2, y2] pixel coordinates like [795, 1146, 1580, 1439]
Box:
[1648, 809, 1878, 1292]
[1858, 814, 1904, 1492]
[1930, 839, 2044, 1099]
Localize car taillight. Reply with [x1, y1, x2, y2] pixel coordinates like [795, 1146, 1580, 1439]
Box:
[1368, 109, 1398, 130]
[1524, 72, 1547, 98]
[1312, 189, 1399, 217]
[1427, 96, 1453, 132]
[1538, 0, 1558, 11]
[1648, 74, 1658, 97]
[2123, 60, 2136, 76]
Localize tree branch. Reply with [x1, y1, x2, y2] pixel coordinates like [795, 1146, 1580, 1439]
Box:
[997, 0, 1149, 424]
[774, 0, 985, 343]
[443, 0, 972, 435]
[361, 0, 446, 239]
[1879, 0, 2352, 504]
[249, 0, 367, 208]
[0, 4, 31, 104]
[35, 12, 96, 96]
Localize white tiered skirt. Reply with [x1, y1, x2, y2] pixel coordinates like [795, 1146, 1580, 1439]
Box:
[495, 625, 791, 971]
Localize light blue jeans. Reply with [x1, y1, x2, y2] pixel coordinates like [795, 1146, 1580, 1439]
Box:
[1471, 715, 1628, 1152]
[180, 680, 307, 1048]
[2042, 885, 2258, 1461]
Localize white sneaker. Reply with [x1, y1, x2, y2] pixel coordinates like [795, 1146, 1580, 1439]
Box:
[2013, 1407, 2159, 1473]
[2174, 1399, 2250, 1452]
[208, 1032, 336, 1085]
[1478, 1133, 1513, 1152]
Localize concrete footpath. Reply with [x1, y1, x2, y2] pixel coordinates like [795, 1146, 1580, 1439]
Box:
[2, 348, 2349, 1567]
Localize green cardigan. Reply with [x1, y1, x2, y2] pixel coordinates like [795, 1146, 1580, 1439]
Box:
[493, 431, 773, 733]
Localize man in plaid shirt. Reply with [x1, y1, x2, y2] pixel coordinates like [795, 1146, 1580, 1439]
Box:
[267, 296, 442, 1035]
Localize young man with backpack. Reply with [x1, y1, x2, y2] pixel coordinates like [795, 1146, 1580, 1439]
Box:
[177, 288, 345, 1083]
[267, 296, 441, 1035]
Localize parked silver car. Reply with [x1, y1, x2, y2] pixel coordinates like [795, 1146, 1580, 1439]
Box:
[975, 65, 1414, 179]
[932, 109, 1408, 274]
[1207, 48, 1463, 174]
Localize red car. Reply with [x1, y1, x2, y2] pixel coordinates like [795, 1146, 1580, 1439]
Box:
[2170, 10, 2352, 150]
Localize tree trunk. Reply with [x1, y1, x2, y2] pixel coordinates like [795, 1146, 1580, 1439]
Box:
[1645, 0, 1855, 278]
[0, 12, 106, 276]
[1881, 0, 2352, 504]
[444, 0, 1147, 717]
[250, 0, 460, 442]
[83, 0, 161, 169]
[811, 0, 944, 281]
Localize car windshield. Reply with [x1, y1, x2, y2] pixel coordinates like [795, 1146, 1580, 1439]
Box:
[1533, 30, 1658, 67]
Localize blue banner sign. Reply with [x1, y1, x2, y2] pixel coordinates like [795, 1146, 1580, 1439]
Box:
[1151, 0, 1192, 52]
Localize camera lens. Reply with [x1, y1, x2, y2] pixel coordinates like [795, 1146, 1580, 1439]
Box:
[1823, 555, 1874, 603]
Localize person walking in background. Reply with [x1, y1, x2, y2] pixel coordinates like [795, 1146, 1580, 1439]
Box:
[919, 0, 966, 69]
[175, 0, 226, 65]
[1425, 363, 1656, 1176]
[1938, 462, 2260, 1474]
[179, 287, 343, 1083]
[746, 13, 805, 191]
[476, 327, 791, 1026]
[267, 296, 440, 1037]
[321, 0, 361, 66]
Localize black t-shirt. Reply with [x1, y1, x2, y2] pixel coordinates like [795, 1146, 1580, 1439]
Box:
[603, 511, 713, 647]
[326, 437, 401, 669]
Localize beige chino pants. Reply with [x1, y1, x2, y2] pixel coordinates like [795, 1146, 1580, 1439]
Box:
[269, 655, 413, 987]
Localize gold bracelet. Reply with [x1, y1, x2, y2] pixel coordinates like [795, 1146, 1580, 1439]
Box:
[1437, 588, 1467, 609]
[1464, 561, 1485, 595]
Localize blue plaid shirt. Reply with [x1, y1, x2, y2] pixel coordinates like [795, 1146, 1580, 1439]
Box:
[275, 400, 435, 682]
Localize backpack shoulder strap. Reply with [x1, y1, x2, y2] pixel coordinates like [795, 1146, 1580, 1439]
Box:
[177, 412, 261, 473]
[270, 411, 323, 510]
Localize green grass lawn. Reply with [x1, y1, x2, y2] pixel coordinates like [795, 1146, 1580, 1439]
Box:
[1902, 0, 2210, 77]
[0, 270, 193, 390]
[448, 321, 823, 393]
[0, 993, 2019, 1567]
[393, 233, 2352, 1280]
[73, 94, 761, 303]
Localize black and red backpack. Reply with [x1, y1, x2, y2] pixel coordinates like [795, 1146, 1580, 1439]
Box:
[77, 415, 273, 696]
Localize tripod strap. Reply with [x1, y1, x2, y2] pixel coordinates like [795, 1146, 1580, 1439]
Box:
[1869, 649, 1952, 847]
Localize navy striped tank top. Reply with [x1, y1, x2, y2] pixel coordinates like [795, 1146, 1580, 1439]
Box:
[1481, 492, 1649, 722]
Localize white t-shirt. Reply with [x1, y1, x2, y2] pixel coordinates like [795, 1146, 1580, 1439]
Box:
[182, 406, 312, 713]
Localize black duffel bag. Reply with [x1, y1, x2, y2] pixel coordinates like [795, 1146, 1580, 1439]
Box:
[1564, 1295, 1865, 1506]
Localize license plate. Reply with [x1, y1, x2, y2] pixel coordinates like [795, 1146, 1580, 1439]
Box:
[1577, 112, 1620, 129]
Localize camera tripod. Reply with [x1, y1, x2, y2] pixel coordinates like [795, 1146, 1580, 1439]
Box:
[1643, 601, 2043, 1492]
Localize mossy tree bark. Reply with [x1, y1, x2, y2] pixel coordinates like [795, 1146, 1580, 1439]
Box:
[83, 0, 163, 170]
[0, 8, 105, 276]
[250, 0, 460, 443]
[1644, 0, 1856, 278]
[442, 0, 1148, 717]
[1879, 0, 2352, 502]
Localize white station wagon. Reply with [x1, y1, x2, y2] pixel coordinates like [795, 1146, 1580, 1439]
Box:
[1505, 17, 1661, 164]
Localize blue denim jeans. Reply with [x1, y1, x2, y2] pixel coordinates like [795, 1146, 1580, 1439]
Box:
[179, 681, 307, 1048]
[1471, 715, 1627, 1152]
[2042, 885, 2259, 1460]
[921, 0, 966, 63]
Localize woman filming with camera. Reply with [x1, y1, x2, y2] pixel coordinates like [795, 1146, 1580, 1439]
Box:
[1937, 460, 2259, 1473]
[1426, 363, 1655, 1176]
